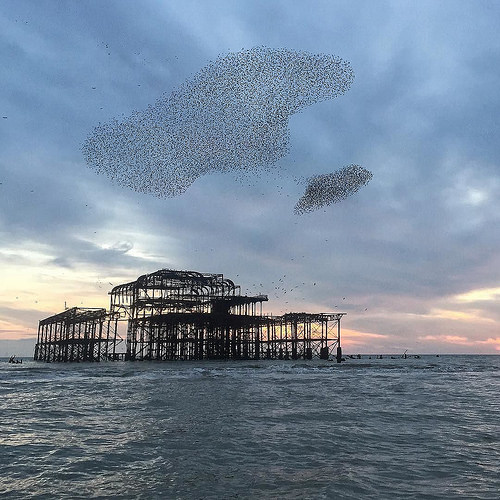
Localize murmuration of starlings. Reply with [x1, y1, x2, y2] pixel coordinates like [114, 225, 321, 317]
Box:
[82, 46, 371, 213]
[294, 165, 373, 215]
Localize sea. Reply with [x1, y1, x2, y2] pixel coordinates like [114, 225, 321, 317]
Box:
[0, 355, 498, 499]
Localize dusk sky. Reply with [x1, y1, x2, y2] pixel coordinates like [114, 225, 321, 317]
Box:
[1, 0, 499, 356]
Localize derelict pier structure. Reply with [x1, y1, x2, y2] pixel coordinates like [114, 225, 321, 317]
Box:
[34, 269, 345, 363]
[34, 307, 122, 363]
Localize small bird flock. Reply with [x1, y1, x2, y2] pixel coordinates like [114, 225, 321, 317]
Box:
[82, 46, 358, 207]
[294, 165, 373, 215]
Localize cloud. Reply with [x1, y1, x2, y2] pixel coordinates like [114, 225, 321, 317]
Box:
[1, 1, 500, 353]
[476, 337, 500, 351]
[421, 334, 470, 344]
[419, 335, 500, 351]
[0, 306, 42, 336]
[110, 241, 134, 253]
[454, 287, 500, 303]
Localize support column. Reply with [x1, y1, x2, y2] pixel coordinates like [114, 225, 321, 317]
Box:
[336, 316, 342, 363]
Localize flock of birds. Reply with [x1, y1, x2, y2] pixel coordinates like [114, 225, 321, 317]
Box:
[294, 165, 373, 215]
[82, 46, 371, 213]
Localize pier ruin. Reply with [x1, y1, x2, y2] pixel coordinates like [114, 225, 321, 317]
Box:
[34, 269, 345, 363]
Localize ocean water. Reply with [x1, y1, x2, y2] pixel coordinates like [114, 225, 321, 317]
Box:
[0, 356, 498, 499]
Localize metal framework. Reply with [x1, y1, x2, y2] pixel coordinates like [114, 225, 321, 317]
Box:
[262, 312, 343, 361]
[34, 269, 345, 362]
[34, 307, 122, 362]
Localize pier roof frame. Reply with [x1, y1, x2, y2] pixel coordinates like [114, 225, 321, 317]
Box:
[109, 269, 268, 318]
[110, 269, 239, 296]
[38, 307, 108, 326]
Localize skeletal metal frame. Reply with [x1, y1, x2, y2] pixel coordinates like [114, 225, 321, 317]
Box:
[34, 307, 121, 362]
[34, 270, 344, 362]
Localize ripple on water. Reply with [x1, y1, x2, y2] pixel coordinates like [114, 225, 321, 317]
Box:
[0, 356, 499, 499]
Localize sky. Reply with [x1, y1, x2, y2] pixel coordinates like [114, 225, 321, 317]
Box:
[1, 0, 499, 357]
